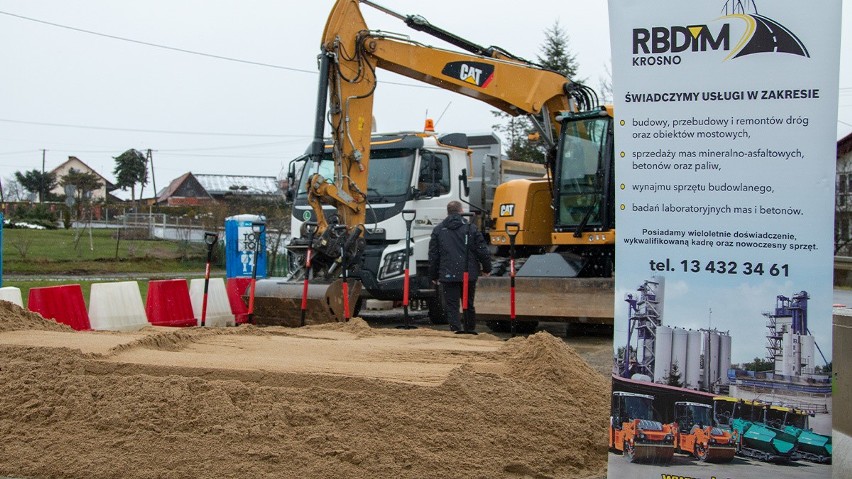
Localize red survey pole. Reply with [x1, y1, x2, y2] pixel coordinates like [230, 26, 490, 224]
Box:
[398, 210, 417, 330]
[300, 222, 318, 327]
[505, 222, 520, 338]
[460, 212, 475, 334]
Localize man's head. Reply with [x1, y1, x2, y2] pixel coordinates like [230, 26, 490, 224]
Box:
[447, 200, 463, 215]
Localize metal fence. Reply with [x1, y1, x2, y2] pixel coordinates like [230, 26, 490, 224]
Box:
[72, 211, 290, 276]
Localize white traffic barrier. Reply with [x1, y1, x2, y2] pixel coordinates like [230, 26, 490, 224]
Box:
[0, 287, 23, 307]
[88, 281, 150, 331]
[189, 278, 234, 327]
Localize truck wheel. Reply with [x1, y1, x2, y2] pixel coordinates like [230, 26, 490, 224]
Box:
[695, 445, 709, 462]
[624, 441, 637, 463]
[485, 320, 539, 334]
[426, 289, 448, 324]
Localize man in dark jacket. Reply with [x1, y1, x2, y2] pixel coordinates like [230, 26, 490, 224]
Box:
[428, 201, 492, 333]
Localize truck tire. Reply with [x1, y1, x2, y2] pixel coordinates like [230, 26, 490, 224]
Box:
[485, 319, 538, 334]
[426, 287, 448, 324]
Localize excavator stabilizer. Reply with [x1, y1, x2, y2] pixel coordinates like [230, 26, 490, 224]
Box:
[474, 276, 614, 322]
[251, 279, 362, 326]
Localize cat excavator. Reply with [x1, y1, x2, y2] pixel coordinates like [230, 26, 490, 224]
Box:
[251, 0, 615, 326]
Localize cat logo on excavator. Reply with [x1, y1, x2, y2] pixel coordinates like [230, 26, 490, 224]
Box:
[441, 61, 494, 88]
[499, 203, 515, 217]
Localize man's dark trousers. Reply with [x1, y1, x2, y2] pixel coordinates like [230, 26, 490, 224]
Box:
[441, 281, 477, 332]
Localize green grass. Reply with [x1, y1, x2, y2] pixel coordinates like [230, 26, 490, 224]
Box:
[1, 228, 238, 309]
[5, 280, 129, 309]
[2, 227, 219, 275]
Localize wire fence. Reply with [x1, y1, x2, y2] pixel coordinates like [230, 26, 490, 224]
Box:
[73, 211, 290, 276]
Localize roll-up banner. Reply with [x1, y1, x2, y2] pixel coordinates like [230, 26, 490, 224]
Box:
[608, 1, 840, 477]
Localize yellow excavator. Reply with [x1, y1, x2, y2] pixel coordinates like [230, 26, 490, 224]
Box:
[252, 0, 615, 327]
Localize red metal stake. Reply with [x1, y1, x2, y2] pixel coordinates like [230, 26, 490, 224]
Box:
[398, 209, 417, 330]
[462, 271, 469, 310]
[403, 268, 410, 306]
[300, 222, 318, 327]
[510, 257, 516, 320]
[342, 280, 351, 320]
[506, 222, 520, 338]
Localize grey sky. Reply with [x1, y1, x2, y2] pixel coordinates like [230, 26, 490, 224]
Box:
[0, 0, 849, 199]
[0, 0, 614, 197]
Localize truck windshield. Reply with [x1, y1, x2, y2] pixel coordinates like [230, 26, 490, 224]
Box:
[557, 116, 609, 228]
[622, 396, 655, 421]
[297, 148, 416, 202]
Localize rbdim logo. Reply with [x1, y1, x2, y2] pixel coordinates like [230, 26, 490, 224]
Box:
[631, 1, 809, 67]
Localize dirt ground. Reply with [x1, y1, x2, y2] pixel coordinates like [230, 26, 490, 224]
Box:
[0, 302, 611, 479]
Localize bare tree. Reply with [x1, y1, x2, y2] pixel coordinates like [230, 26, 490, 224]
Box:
[9, 235, 34, 259]
[3, 176, 28, 202]
[598, 61, 613, 104]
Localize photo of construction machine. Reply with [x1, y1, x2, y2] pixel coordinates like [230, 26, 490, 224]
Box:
[251, 0, 615, 326]
[713, 396, 798, 463]
[764, 405, 832, 464]
[671, 401, 736, 462]
[609, 392, 675, 464]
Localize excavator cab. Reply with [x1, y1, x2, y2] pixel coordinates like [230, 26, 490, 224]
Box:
[554, 108, 613, 232]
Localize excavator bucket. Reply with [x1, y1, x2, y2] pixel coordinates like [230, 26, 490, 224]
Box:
[250, 278, 362, 326]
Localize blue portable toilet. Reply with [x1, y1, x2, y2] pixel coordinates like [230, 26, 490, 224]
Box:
[225, 214, 267, 279]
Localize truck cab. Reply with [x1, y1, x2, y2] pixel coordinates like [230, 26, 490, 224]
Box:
[287, 131, 473, 320]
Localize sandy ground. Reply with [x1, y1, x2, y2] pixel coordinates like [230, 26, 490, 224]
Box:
[0, 302, 610, 479]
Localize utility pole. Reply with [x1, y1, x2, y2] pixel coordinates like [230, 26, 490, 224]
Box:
[146, 149, 156, 201]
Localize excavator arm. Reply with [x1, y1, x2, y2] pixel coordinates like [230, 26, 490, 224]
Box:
[311, 0, 594, 238]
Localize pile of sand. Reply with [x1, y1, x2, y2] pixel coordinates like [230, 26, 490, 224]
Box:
[305, 317, 377, 337]
[0, 300, 73, 332]
[0, 303, 609, 479]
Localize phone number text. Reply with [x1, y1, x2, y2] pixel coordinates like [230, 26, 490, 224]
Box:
[649, 259, 789, 276]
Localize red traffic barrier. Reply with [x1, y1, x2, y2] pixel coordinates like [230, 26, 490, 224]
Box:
[145, 279, 197, 327]
[226, 277, 252, 324]
[28, 284, 91, 331]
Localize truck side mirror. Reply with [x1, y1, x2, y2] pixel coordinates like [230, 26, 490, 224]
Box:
[284, 156, 304, 204]
[411, 185, 425, 200]
[459, 168, 470, 197]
